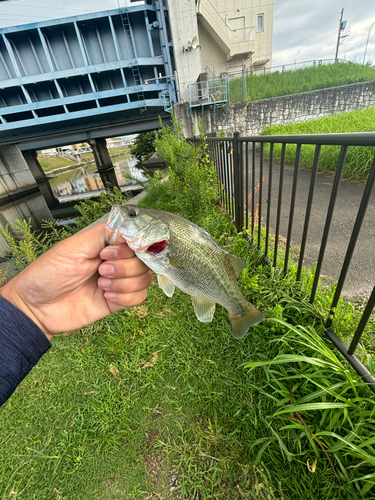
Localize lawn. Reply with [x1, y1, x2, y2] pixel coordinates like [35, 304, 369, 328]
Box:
[1, 121, 374, 499]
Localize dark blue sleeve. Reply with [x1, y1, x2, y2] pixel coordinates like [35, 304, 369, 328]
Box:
[0, 294, 51, 407]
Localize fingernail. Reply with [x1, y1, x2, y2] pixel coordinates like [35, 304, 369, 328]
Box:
[98, 277, 112, 288]
[100, 264, 115, 276]
[104, 291, 117, 300]
[100, 248, 118, 260]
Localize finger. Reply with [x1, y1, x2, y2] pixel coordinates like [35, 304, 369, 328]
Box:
[98, 270, 153, 293]
[98, 255, 149, 279]
[100, 242, 135, 261]
[59, 222, 107, 259]
[105, 289, 148, 311]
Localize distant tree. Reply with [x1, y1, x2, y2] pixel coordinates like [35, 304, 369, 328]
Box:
[130, 131, 157, 161]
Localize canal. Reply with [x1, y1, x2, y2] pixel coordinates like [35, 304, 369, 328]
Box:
[0, 150, 147, 256]
[48, 152, 147, 204]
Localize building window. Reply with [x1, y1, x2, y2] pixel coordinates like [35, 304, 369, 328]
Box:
[257, 13, 264, 32]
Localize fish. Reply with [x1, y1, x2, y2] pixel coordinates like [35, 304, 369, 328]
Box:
[105, 204, 264, 339]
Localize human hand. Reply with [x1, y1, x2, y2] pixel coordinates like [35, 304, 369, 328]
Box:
[0, 223, 152, 340]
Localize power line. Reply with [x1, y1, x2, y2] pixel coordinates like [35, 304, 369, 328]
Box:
[291, 15, 337, 46]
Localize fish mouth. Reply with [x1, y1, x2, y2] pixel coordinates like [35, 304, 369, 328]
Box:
[145, 240, 167, 254]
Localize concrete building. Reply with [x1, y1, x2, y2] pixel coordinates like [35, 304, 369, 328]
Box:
[167, 0, 273, 102]
[197, 0, 274, 76]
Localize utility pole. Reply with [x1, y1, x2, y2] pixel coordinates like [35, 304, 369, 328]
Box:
[363, 21, 375, 64]
[335, 9, 344, 62]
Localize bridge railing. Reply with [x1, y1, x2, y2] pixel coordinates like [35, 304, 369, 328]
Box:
[38, 138, 135, 157]
[204, 131, 375, 393]
[188, 78, 227, 107]
[187, 78, 228, 124]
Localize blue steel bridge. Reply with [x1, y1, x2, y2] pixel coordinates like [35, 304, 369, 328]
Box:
[0, 1, 176, 150]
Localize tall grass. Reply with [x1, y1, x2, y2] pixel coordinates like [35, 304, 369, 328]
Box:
[229, 62, 375, 103]
[245, 319, 375, 498]
[260, 107, 375, 181]
[143, 114, 217, 225]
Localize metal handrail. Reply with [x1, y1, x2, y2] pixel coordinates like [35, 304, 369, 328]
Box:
[205, 131, 375, 393]
[208, 132, 375, 146]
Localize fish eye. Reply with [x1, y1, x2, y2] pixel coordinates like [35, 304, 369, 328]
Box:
[127, 208, 137, 218]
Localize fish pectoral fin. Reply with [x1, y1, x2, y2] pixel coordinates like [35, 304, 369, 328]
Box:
[191, 297, 216, 323]
[225, 254, 247, 277]
[229, 303, 264, 339]
[157, 274, 175, 297]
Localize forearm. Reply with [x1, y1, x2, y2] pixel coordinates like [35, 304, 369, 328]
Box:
[0, 295, 50, 407]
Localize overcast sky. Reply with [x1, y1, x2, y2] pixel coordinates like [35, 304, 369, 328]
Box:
[0, 0, 375, 67]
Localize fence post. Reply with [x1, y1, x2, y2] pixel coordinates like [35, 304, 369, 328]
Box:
[232, 131, 244, 230]
[242, 59, 246, 102]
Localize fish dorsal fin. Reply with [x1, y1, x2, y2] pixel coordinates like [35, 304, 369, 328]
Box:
[225, 254, 247, 277]
[191, 297, 216, 323]
[157, 274, 175, 297]
[229, 304, 264, 339]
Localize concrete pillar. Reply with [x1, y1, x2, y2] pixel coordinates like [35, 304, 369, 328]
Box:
[166, 0, 202, 103]
[173, 102, 212, 138]
[0, 145, 53, 256]
[87, 138, 119, 189]
[22, 150, 57, 208]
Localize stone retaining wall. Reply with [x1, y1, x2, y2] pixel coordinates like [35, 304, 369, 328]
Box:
[183, 80, 375, 137]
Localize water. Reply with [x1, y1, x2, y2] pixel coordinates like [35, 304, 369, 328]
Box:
[49, 152, 147, 203]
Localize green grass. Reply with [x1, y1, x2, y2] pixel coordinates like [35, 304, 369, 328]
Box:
[229, 62, 375, 104]
[260, 107, 375, 182]
[1, 217, 375, 499]
[38, 155, 79, 170]
[39, 147, 131, 171]
[1, 124, 375, 499]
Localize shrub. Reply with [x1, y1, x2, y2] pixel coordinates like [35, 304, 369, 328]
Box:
[130, 131, 157, 161]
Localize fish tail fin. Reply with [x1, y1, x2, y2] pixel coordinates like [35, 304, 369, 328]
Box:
[229, 304, 264, 339]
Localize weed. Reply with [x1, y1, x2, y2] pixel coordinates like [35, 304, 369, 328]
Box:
[260, 107, 375, 181]
[140, 114, 218, 226]
[229, 62, 375, 104]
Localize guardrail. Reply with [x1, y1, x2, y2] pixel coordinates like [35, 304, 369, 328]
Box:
[188, 78, 228, 124]
[205, 132, 375, 393]
[38, 138, 135, 157]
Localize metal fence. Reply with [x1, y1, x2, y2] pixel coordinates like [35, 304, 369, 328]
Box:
[187, 78, 228, 123]
[206, 132, 375, 393]
[204, 58, 350, 79]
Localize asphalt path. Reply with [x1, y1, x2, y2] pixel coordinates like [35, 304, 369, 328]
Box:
[244, 146, 375, 300]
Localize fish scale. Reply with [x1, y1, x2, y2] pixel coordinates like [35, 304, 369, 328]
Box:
[106, 204, 264, 338]
[163, 227, 240, 310]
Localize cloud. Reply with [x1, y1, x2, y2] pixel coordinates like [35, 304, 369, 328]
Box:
[272, 0, 375, 66]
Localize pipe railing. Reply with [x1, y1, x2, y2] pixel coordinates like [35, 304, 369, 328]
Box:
[204, 131, 375, 393]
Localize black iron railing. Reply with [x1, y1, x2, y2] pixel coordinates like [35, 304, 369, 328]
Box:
[206, 132, 375, 393]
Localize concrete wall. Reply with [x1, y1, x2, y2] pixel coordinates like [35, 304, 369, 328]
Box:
[251, 0, 274, 68]
[198, 0, 274, 76]
[174, 101, 213, 139]
[167, 0, 202, 103]
[0, 145, 52, 256]
[202, 80, 375, 136]
[199, 27, 227, 75]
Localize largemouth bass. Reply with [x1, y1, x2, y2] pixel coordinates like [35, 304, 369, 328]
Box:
[106, 205, 264, 338]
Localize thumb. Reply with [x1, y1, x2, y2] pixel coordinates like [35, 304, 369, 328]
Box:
[58, 222, 107, 260]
